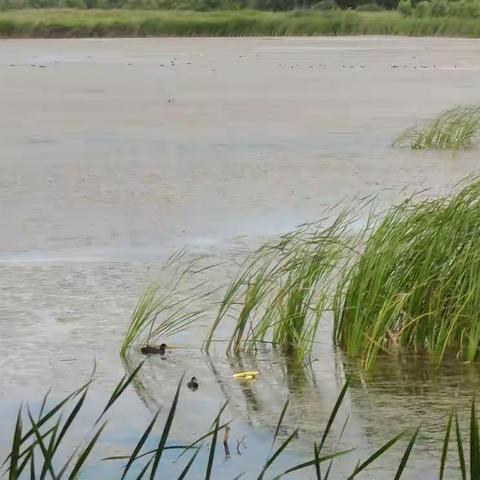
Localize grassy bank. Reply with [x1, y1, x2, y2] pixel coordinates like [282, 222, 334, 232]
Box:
[1, 8, 480, 37]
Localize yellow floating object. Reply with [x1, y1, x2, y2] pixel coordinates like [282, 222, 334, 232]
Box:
[233, 371, 259, 380]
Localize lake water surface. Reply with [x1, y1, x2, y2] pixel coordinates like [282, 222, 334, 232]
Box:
[1, 36, 480, 478]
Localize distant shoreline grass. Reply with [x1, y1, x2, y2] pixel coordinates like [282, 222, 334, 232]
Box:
[1, 9, 480, 37]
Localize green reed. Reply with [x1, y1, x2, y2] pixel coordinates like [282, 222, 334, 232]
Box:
[334, 177, 480, 368]
[394, 105, 480, 150]
[204, 212, 354, 361]
[124, 177, 480, 368]
[121, 253, 217, 356]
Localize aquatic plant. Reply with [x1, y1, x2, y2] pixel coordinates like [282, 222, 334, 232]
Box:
[3, 365, 417, 480]
[334, 177, 480, 368]
[394, 105, 480, 150]
[121, 253, 217, 356]
[204, 212, 356, 361]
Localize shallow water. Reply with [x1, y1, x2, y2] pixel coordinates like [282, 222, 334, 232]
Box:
[1, 36, 480, 478]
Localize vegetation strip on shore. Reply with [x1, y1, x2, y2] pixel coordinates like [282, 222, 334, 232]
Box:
[2, 9, 480, 37]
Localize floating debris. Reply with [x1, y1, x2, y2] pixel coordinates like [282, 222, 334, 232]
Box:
[233, 371, 258, 380]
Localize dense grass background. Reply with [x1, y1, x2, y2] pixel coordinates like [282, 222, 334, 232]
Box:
[1, 9, 480, 37]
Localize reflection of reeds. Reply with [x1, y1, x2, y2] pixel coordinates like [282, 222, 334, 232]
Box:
[394, 105, 480, 150]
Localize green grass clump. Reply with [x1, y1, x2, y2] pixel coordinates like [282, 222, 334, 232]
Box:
[2, 9, 480, 37]
[334, 178, 480, 368]
[121, 253, 216, 356]
[204, 213, 354, 361]
[394, 105, 480, 150]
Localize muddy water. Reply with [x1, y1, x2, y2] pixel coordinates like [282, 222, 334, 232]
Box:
[1, 36, 480, 478]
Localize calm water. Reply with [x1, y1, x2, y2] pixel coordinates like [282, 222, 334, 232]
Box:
[1, 36, 480, 478]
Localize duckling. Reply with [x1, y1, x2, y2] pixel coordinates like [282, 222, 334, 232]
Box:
[187, 376, 199, 392]
[140, 343, 166, 356]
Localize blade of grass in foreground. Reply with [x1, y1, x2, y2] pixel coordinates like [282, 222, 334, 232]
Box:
[257, 429, 299, 480]
[54, 387, 89, 454]
[149, 375, 184, 480]
[272, 448, 355, 479]
[96, 361, 144, 423]
[121, 410, 160, 480]
[318, 378, 350, 452]
[8, 407, 23, 480]
[347, 431, 405, 479]
[177, 446, 201, 480]
[205, 417, 220, 480]
[470, 397, 480, 480]
[272, 400, 289, 447]
[323, 415, 350, 480]
[439, 411, 453, 480]
[2, 381, 91, 464]
[313, 442, 321, 480]
[394, 427, 420, 480]
[135, 456, 154, 480]
[67, 422, 107, 480]
[26, 409, 57, 480]
[455, 411, 466, 480]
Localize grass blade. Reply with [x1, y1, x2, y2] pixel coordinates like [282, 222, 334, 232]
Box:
[455, 411, 466, 480]
[96, 361, 144, 423]
[273, 449, 354, 479]
[121, 411, 160, 480]
[177, 447, 201, 480]
[205, 418, 220, 480]
[319, 378, 350, 452]
[67, 422, 107, 480]
[348, 431, 405, 479]
[470, 397, 480, 479]
[8, 406, 23, 480]
[149, 374, 184, 480]
[394, 427, 420, 480]
[439, 411, 453, 480]
[272, 400, 289, 447]
[258, 429, 298, 480]
[313, 442, 321, 480]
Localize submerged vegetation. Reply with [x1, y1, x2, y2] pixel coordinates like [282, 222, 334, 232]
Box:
[394, 105, 480, 150]
[3, 9, 480, 37]
[124, 177, 480, 369]
[5, 364, 480, 479]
